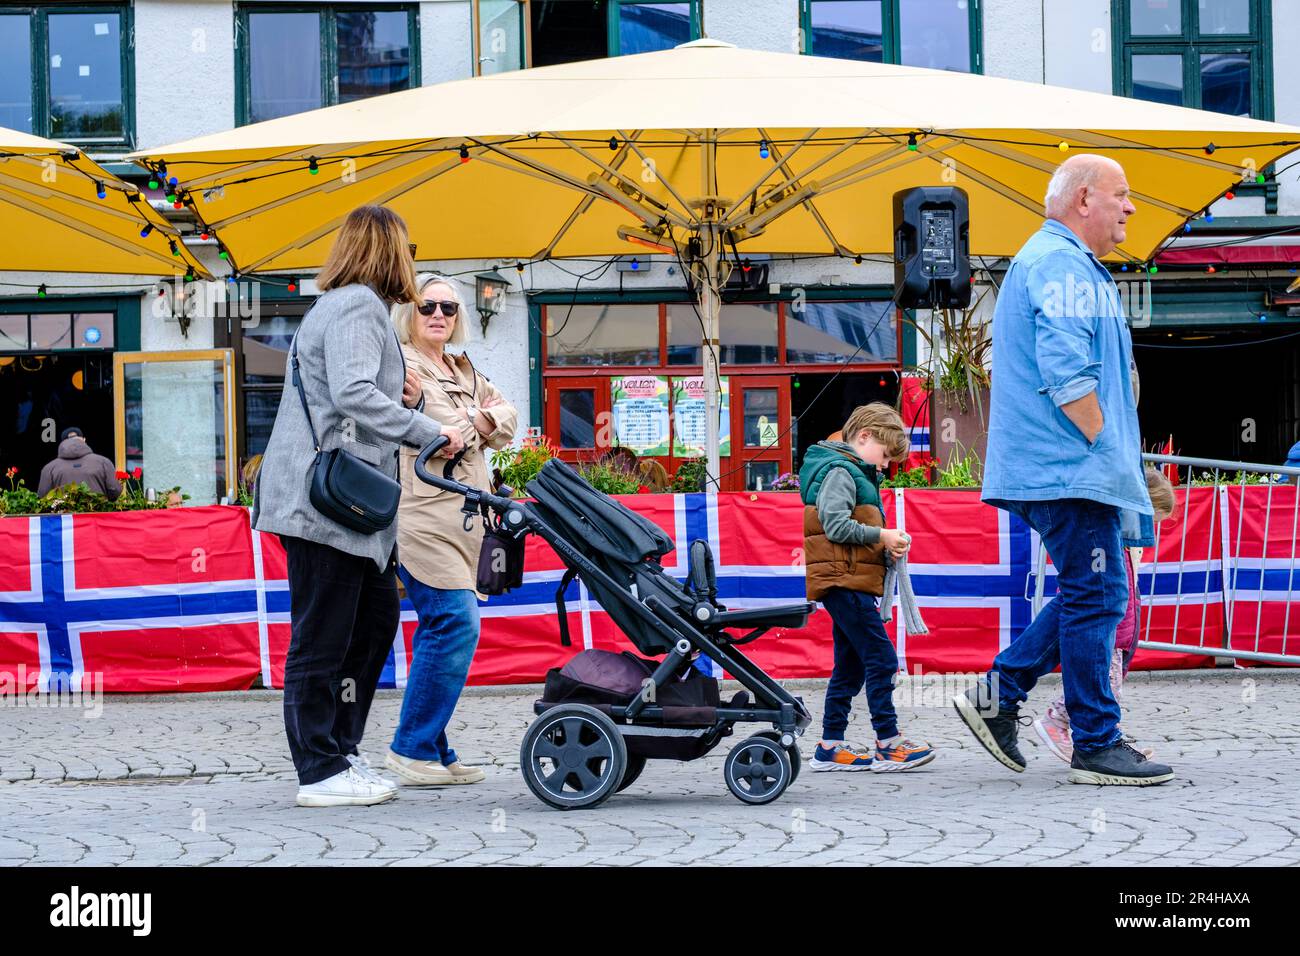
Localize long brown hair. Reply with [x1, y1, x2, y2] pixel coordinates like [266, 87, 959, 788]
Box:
[317, 205, 420, 304]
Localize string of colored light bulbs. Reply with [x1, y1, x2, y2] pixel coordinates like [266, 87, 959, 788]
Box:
[132, 127, 1300, 280]
[131, 128, 1300, 186]
[4, 148, 199, 269]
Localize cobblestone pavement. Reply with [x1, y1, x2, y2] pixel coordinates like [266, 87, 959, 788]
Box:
[2, 669, 1298, 866]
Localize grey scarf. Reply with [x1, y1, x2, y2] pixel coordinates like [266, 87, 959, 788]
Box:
[879, 552, 928, 635]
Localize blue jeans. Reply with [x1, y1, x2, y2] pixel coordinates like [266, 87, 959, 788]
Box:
[819, 587, 899, 742]
[391, 567, 480, 766]
[988, 498, 1127, 754]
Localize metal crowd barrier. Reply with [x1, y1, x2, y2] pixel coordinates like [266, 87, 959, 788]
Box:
[1028, 453, 1300, 666]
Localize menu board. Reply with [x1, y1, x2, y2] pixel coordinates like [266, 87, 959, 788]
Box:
[610, 375, 671, 456]
[672, 376, 730, 458]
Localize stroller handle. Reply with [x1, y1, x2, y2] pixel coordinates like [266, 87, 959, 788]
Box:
[414, 436, 527, 527]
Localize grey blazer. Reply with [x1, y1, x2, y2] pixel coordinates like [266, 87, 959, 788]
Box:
[252, 283, 443, 569]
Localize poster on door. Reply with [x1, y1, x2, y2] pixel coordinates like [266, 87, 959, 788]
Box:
[610, 375, 671, 456]
[672, 376, 730, 458]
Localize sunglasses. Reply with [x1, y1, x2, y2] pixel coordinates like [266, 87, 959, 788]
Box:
[417, 300, 459, 317]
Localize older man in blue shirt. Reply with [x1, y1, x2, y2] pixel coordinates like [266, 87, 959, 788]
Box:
[953, 154, 1173, 786]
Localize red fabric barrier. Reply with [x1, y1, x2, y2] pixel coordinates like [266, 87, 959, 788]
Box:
[3, 486, 1293, 692]
[0, 507, 261, 693]
[1223, 484, 1300, 665]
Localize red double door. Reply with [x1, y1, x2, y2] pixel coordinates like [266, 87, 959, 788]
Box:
[544, 374, 791, 492]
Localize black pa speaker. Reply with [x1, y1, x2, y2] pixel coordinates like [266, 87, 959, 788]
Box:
[893, 186, 971, 309]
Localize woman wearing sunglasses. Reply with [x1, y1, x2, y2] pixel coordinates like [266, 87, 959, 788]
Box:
[384, 273, 519, 787]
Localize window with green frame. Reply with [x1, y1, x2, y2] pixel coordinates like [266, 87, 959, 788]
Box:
[236, 3, 420, 125]
[524, 0, 701, 70]
[1114, 0, 1273, 119]
[0, 3, 133, 146]
[800, 0, 982, 74]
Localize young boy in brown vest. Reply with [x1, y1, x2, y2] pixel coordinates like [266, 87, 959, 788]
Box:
[799, 403, 936, 772]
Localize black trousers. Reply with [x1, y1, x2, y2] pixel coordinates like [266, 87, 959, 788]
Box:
[280, 534, 399, 785]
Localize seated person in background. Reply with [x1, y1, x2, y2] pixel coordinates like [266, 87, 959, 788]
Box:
[637, 459, 670, 492]
[599, 446, 640, 475]
[37, 427, 121, 500]
[1280, 440, 1300, 484]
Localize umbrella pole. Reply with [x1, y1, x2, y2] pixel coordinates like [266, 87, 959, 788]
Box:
[699, 129, 723, 491]
[700, 221, 722, 490]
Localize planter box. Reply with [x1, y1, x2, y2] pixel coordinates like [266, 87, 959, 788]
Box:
[928, 385, 990, 483]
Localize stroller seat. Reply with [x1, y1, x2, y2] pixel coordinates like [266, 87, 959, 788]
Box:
[684, 539, 813, 637]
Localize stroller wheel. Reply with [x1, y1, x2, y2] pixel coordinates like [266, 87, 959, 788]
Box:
[520, 703, 627, 810]
[617, 754, 648, 792]
[724, 736, 793, 805]
[755, 731, 801, 783]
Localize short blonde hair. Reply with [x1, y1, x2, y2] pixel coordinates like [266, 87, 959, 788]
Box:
[316, 205, 420, 304]
[1145, 465, 1175, 519]
[843, 402, 909, 461]
[392, 273, 467, 347]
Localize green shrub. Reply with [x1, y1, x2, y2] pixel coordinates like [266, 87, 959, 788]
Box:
[579, 462, 643, 495]
[490, 436, 556, 497]
[1188, 469, 1269, 486]
[669, 457, 707, 493]
[881, 466, 932, 489]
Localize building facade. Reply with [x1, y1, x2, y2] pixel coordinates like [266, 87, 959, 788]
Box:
[2, 0, 1297, 500]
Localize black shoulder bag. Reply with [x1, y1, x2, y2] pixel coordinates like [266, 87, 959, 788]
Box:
[291, 334, 401, 535]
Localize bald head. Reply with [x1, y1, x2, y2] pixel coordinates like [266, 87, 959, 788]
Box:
[1044, 154, 1135, 258]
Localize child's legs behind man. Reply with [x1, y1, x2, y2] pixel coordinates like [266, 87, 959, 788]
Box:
[820, 586, 900, 742]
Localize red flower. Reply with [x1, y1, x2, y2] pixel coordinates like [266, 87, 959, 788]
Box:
[115, 470, 129, 481]
[637, 485, 651, 494]
[132, 467, 143, 479]
[4, 466, 16, 479]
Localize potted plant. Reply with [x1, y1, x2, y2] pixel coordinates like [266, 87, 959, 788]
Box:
[904, 285, 993, 483]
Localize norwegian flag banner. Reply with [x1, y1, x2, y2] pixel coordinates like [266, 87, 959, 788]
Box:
[5, 487, 1295, 693]
[899, 375, 931, 470]
[1035, 486, 1222, 671]
[1221, 484, 1300, 665]
[0, 506, 261, 693]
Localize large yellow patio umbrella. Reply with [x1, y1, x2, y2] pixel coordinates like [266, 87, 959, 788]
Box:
[0, 126, 210, 279]
[128, 39, 1300, 481]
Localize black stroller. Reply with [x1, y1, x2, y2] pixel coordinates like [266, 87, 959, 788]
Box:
[415, 438, 813, 809]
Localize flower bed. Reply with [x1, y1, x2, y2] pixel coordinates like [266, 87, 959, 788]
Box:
[2, 466, 188, 516]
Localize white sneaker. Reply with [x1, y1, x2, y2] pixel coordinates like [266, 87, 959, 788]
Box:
[347, 752, 398, 791]
[296, 766, 398, 807]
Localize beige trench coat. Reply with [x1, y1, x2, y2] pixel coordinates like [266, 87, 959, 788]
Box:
[396, 346, 519, 594]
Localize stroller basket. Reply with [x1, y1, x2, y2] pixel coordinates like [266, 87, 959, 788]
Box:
[412, 441, 814, 809]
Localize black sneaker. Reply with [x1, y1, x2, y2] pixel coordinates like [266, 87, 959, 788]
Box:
[952, 686, 1026, 772]
[1068, 742, 1174, 786]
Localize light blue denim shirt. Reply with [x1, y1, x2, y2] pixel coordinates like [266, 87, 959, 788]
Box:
[982, 219, 1152, 516]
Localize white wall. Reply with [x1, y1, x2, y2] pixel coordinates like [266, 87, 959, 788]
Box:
[706, 0, 800, 53]
[421, 1, 473, 84]
[133, 1, 235, 154]
[1273, 0, 1300, 216]
[1042, 0, 1112, 95]
[982, 0, 1043, 82]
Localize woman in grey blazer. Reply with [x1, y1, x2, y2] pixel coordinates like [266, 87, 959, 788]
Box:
[252, 205, 465, 808]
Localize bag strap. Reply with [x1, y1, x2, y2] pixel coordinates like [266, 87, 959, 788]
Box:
[554, 565, 580, 647]
[290, 332, 321, 453]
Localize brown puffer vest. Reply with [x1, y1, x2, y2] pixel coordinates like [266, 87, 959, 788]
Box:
[803, 503, 887, 601]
